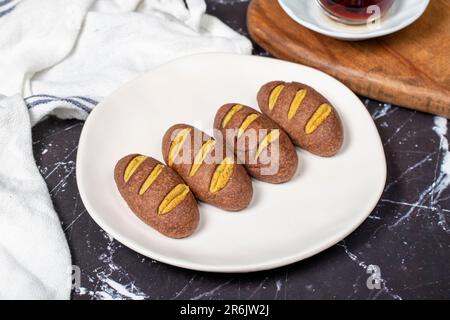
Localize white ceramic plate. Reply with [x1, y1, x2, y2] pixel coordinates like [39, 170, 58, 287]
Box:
[279, 0, 430, 40]
[77, 53, 386, 272]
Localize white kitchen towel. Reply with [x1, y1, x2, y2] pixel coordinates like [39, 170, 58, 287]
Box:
[0, 0, 252, 299]
[0, 94, 73, 300]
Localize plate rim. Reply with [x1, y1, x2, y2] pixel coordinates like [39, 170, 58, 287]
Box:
[278, 0, 430, 40]
[76, 52, 387, 273]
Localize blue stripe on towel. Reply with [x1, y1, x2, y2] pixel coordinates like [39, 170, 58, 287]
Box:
[71, 96, 98, 105]
[59, 98, 93, 113]
[25, 96, 96, 113]
[25, 94, 66, 100]
[26, 99, 56, 108]
[0, 0, 15, 7]
[25, 94, 98, 106]
[0, 4, 15, 17]
[27, 98, 91, 113]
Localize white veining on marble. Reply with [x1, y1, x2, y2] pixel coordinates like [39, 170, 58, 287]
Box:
[371, 103, 396, 120]
[190, 280, 233, 300]
[44, 146, 78, 180]
[75, 231, 148, 300]
[431, 117, 450, 233]
[171, 275, 197, 300]
[63, 209, 86, 232]
[274, 280, 282, 299]
[33, 122, 82, 145]
[388, 117, 450, 232]
[247, 277, 268, 300]
[383, 111, 416, 146]
[337, 241, 402, 300]
[103, 278, 146, 300]
[384, 152, 434, 192]
[381, 199, 431, 211]
[37, 143, 79, 199]
[283, 270, 289, 300]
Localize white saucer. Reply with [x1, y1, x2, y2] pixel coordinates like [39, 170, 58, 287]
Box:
[278, 0, 430, 41]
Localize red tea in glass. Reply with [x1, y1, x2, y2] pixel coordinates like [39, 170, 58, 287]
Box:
[317, 0, 395, 25]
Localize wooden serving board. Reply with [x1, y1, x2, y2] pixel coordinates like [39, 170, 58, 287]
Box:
[247, 0, 450, 118]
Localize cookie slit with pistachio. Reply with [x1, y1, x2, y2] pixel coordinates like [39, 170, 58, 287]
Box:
[214, 103, 298, 184]
[257, 81, 343, 157]
[114, 154, 199, 238]
[162, 124, 253, 211]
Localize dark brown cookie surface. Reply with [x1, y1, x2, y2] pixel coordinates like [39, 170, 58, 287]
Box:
[114, 154, 199, 238]
[257, 81, 343, 157]
[162, 124, 253, 211]
[214, 104, 298, 184]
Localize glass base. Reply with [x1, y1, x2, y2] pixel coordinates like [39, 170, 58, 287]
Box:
[316, 0, 381, 25]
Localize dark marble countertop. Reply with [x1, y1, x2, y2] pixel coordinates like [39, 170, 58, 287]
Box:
[31, 0, 450, 300]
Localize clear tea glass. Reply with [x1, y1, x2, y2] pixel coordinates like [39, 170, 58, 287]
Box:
[317, 0, 395, 25]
